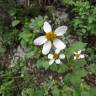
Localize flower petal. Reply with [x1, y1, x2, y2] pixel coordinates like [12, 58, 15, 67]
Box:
[74, 52, 77, 54]
[59, 54, 65, 59]
[42, 41, 51, 55]
[34, 36, 47, 45]
[48, 54, 53, 59]
[55, 49, 61, 54]
[78, 50, 82, 54]
[55, 26, 67, 36]
[74, 56, 76, 60]
[55, 59, 61, 64]
[49, 59, 54, 65]
[80, 54, 85, 58]
[53, 39, 66, 50]
[43, 21, 52, 32]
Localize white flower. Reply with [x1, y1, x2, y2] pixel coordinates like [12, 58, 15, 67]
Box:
[74, 50, 85, 60]
[48, 49, 65, 65]
[34, 21, 67, 55]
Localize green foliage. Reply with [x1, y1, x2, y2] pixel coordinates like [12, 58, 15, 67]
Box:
[49, 63, 68, 73]
[21, 88, 34, 96]
[0, 79, 13, 96]
[63, 0, 96, 37]
[43, 80, 73, 96]
[29, 16, 48, 32]
[12, 20, 20, 27]
[0, 26, 19, 57]
[0, 37, 6, 55]
[64, 60, 87, 88]
[21, 88, 44, 96]
[71, 59, 86, 69]
[20, 31, 34, 44]
[88, 64, 96, 75]
[36, 57, 50, 70]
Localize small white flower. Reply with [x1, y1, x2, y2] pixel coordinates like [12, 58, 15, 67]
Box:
[74, 50, 85, 60]
[34, 21, 67, 55]
[48, 49, 65, 65]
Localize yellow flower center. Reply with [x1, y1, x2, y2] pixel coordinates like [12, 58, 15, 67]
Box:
[75, 54, 80, 59]
[45, 32, 56, 41]
[53, 54, 59, 59]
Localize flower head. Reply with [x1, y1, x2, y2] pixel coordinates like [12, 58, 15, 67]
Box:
[74, 50, 85, 60]
[48, 49, 65, 65]
[34, 21, 67, 55]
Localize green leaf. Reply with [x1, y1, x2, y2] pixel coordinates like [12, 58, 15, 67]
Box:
[52, 86, 60, 96]
[88, 64, 96, 74]
[64, 68, 87, 89]
[63, 73, 71, 84]
[19, 31, 33, 42]
[21, 88, 34, 96]
[71, 59, 86, 69]
[12, 20, 20, 27]
[26, 48, 38, 58]
[34, 89, 44, 96]
[73, 89, 81, 96]
[30, 16, 47, 31]
[89, 87, 96, 96]
[49, 63, 68, 73]
[36, 58, 50, 70]
[0, 80, 13, 95]
[70, 68, 87, 89]
[58, 64, 68, 73]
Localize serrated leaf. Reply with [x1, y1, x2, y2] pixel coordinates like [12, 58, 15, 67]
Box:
[19, 32, 33, 42]
[58, 64, 68, 73]
[50, 63, 68, 73]
[36, 58, 50, 70]
[49, 63, 59, 72]
[70, 68, 87, 89]
[64, 68, 87, 89]
[21, 88, 34, 96]
[64, 74, 70, 83]
[89, 87, 96, 96]
[52, 86, 60, 96]
[88, 64, 96, 74]
[12, 20, 20, 27]
[71, 59, 86, 69]
[73, 89, 81, 96]
[34, 89, 44, 96]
